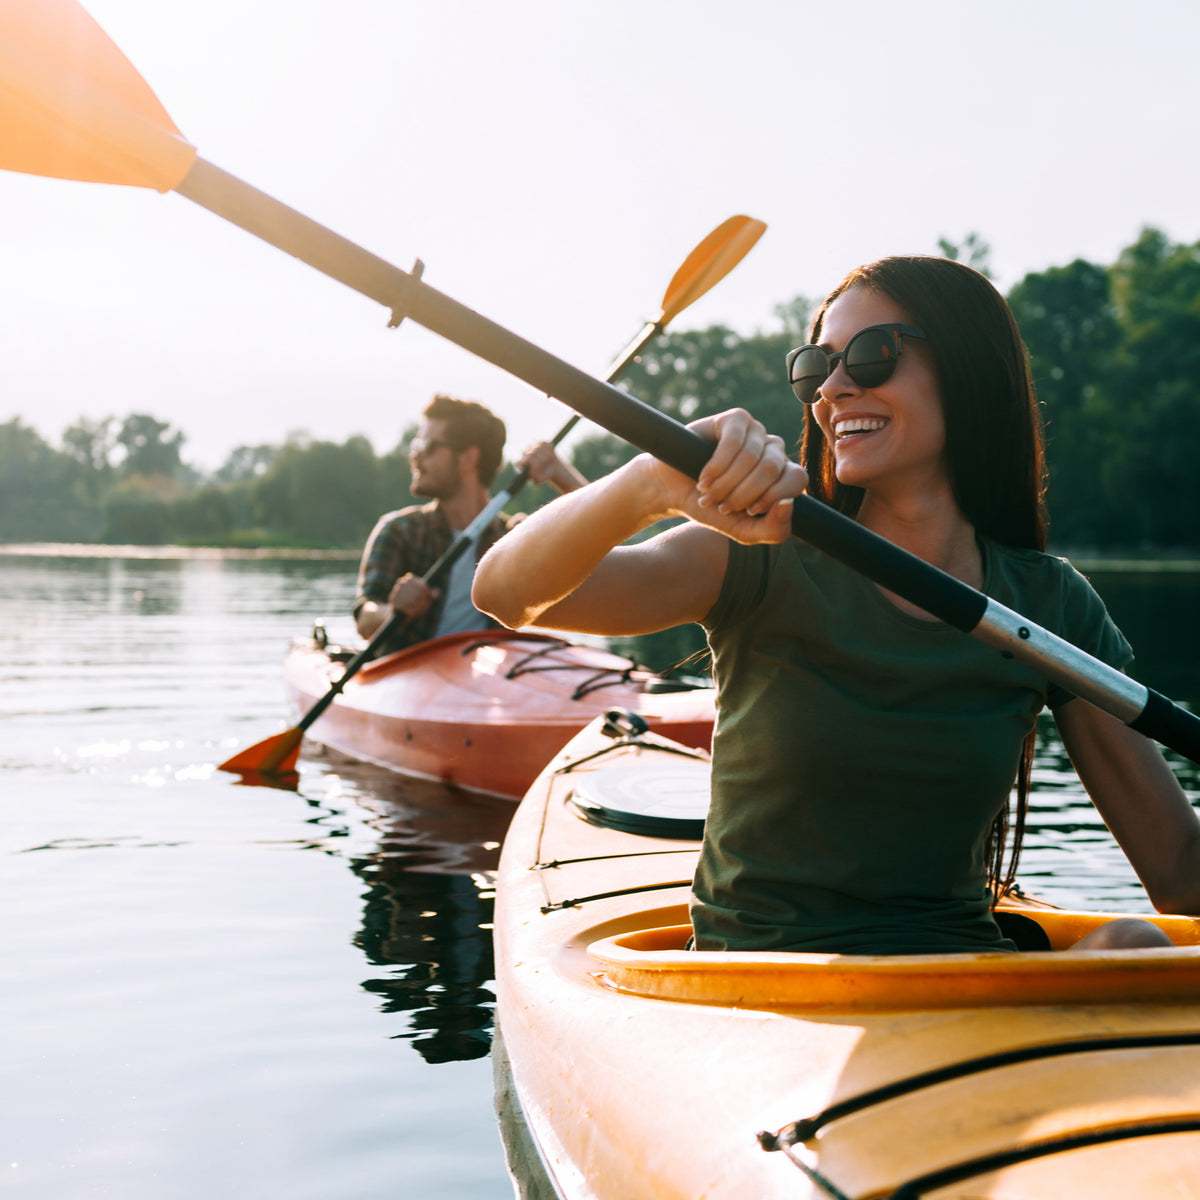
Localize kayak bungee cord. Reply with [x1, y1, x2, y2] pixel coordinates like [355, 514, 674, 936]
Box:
[759, 1029, 1200, 1145]
[884, 1120, 1200, 1200]
[759, 1030, 1200, 1197]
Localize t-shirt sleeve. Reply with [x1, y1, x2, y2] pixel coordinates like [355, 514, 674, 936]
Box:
[701, 540, 771, 633]
[1047, 561, 1135, 709]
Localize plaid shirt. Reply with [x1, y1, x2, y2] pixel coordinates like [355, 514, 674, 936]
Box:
[353, 502, 509, 655]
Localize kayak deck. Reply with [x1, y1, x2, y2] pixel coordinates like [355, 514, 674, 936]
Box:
[494, 717, 1200, 1199]
[282, 628, 715, 799]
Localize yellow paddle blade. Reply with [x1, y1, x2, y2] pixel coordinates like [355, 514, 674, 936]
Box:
[0, 0, 195, 190]
[218, 726, 304, 776]
[657, 215, 767, 325]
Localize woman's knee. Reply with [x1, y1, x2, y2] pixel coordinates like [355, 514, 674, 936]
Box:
[1070, 917, 1175, 950]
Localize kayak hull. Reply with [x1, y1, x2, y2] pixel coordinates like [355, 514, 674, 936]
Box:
[493, 718, 1200, 1199]
[283, 629, 715, 800]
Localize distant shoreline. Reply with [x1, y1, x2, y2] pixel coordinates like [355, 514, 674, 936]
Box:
[0, 542, 360, 561]
[4, 541, 1200, 573]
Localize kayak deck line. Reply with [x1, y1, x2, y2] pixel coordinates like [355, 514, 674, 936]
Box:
[762, 1028, 1200, 1144]
[540, 879, 696, 916]
[467, 636, 643, 701]
[763, 1036, 1200, 1198]
[554, 726, 710, 776]
[534, 849, 700, 870]
[821, 1117, 1200, 1200]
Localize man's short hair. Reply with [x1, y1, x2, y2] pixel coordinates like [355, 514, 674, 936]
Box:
[423, 395, 507, 486]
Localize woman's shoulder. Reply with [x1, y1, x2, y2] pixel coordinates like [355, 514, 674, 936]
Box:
[980, 536, 1122, 643]
[981, 536, 1094, 595]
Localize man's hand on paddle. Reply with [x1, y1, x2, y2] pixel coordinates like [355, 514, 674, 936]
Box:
[388, 573, 439, 620]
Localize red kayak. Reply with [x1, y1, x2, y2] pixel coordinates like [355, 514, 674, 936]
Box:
[283, 628, 715, 799]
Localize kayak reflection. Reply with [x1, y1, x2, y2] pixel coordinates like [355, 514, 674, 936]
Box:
[305, 752, 514, 1063]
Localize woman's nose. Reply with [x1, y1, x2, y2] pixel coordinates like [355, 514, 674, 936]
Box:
[815, 357, 861, 404]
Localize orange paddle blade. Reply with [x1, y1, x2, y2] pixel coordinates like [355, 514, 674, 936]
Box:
[0, 0, 196, 189]
[218, 726, 304, 776]
[657, 215, 767, 324]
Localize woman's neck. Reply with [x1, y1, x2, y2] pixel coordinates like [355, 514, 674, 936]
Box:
[857, 489, 982, 616]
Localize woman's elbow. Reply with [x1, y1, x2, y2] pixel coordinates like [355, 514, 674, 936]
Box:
[1145, 833, 1200, 916]
[1148, 879, 1200, 918]
[471, 568, 531, 629]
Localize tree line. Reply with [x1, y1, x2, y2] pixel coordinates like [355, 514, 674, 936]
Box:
[3, 226, 1198, 558]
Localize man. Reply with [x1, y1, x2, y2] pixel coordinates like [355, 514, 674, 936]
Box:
[353, 394, 583, 656]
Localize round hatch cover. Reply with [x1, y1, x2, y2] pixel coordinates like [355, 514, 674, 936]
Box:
[569, 760, 710, 840]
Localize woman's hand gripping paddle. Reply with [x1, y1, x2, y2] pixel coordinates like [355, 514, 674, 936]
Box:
[3, 0, 1200, 767]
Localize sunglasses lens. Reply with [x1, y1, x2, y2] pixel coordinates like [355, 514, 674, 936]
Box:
[788, 346, 829, 405]
[845, 329, 899, 389]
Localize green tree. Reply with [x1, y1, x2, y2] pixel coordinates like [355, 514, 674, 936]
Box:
[169, 485, 236, 542]
[102, 474, 180, 544]
[1007, 257, 1123, 547]
[214, 443, 278, 483]
[116, 413, 185, 479]
[0, 419, 100, 541]
[938, 231, 994, 278]
[61, 416, 115, 502]
[1104, 227, 1200, 548]
[250, 432, 381, 547]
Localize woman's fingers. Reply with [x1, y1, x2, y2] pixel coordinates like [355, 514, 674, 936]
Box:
[691, 410, 803, 518]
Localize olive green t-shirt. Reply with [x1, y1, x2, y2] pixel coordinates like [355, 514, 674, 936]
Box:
[692, 536, 1133, 955]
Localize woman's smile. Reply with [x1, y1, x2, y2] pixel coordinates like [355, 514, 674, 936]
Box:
[832, 414, 890, 441]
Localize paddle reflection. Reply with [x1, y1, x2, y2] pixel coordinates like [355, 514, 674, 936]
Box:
[302, 753, 515, 1063]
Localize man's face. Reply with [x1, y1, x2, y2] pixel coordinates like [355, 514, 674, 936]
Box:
[408, 419, 463, 500]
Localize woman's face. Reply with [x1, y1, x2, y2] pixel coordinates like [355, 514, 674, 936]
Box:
[811, 286, 947, 498]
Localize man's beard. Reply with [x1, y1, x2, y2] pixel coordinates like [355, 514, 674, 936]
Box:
[411, 473, 454, 501]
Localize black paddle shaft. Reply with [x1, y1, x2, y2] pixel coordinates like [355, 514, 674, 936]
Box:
[174, 157, 1200, 765]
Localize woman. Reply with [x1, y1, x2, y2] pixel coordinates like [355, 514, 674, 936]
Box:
[472, 256, 1199, 954]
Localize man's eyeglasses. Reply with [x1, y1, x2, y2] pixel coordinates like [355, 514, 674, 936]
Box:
[409, 436, 460, 460]
[786, 323, 926, 406]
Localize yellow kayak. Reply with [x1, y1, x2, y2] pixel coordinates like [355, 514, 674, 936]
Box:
[493, 713, 1200, 1199]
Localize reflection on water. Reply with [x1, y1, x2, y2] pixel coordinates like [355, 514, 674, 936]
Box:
[299, 754, 513, 1064]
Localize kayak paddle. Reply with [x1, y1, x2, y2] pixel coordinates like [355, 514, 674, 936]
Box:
[218, 215, 765, 775]
[3, 1, 1200, 766]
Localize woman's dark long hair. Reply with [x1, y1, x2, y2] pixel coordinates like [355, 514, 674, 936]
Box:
[800, 256, 1048, 898]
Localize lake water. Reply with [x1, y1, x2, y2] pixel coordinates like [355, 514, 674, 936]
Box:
[2, 548, 1198, 1199]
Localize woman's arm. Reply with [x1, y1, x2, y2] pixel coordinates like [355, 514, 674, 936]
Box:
[1055, 696, 1200, 914]
[473, 409, 805, 635]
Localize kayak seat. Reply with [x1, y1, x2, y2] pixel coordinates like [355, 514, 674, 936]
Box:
[586, 923, 1200, 1010]
[994, 910, 1053, 951]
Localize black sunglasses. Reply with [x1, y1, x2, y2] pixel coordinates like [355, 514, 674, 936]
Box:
[409, 436, 460, 459]
[786, 323, 926, 405]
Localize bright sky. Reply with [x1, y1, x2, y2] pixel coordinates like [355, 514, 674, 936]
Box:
[3, 0, 1199, 472]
